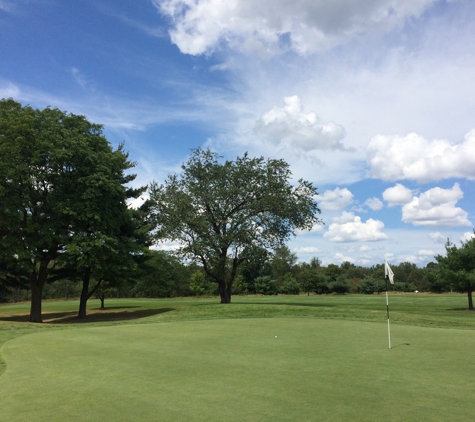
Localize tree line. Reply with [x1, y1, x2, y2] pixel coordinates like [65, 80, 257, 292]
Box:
[1, 99, 474, 321]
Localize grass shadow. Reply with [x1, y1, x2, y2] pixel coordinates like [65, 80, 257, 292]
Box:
[0, 308, 175, 324]
[238, 301, 337, 308]
[446, 308, 474, 312]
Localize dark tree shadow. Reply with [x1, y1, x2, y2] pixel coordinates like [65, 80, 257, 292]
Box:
[0, 308, 175, 324]
[237, 301, 337, 308]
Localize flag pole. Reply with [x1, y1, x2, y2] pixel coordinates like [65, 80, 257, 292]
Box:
[386, 275, 391, 350]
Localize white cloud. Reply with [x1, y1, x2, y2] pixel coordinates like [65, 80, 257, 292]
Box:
[401, 183, 471, 227]
[294, 246, 320, 254]
[461, 231, 475, 242]
[71, 68, 89, 89]
[367, 130, 475, 182]
[382, 183, 413, 206]
[365, 197, 383, 211]
[127, 194, 149, 210]
[418, 249, 434, 256]
[319, 187, 354, 211]
[151, 240, 183, 251]
[295, 223, 325, 236]
[334, 252, 355, 264]
[429, 231, 446, 244]
[156, 0, 438, 56]
[254, 96, 347, 152]
[324, 211, 389, 242]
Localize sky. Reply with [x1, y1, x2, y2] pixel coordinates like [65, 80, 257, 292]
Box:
[1, 0, 474, 267]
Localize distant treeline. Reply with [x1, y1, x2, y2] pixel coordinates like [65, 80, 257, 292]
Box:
[1, 246, 450, 304]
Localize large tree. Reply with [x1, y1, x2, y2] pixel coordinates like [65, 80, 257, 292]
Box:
[0, 98, 141, 322]
[435, 236, 475, 310]
[149, 148, 322, 303]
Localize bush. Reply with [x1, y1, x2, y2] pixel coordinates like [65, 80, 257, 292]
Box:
[358, 277, 377, 294]
[279, 273, 300, 295]
[232, 275, 248, 295]
[254, 276, 278, 295]
[313, 274, 330, 295]
[394, 282, 417, 292]
[328, 277, 351, 294]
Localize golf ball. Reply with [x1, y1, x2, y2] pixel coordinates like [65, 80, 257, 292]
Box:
[275, 336, 277, 338]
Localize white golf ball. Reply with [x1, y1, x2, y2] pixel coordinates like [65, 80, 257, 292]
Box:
[275, 336, 277, 338]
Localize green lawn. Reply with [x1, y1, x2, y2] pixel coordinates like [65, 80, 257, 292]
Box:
[1, 294, 475, 421]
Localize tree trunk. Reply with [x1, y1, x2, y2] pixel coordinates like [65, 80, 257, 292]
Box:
[219, 281, 231, 303]
[29, 261, 48, 323]
[77, 269, 91, 319]
[468, 290, 474, 311]
[99, 294, 105, 309]
[29, 280, 44, 323]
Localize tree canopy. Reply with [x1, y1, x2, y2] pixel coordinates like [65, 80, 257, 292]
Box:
[0, 98, 144, 321]
[149, 148, 322, 303]
[435, 236, 475, 310]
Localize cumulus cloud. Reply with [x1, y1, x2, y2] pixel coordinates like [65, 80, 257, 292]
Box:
[295, 223, 325, 235]
[334, 253, 355, 264]
[367, 130, 475, 182]
[324, 211, 389, 242]
[365, 197, 384, 211]
[401, 183, 471, 227]
[156, 0, 438, 56]
[382, 183, 413, 206]
[429, 231, 446, 244]
[418, 249, 434, 256]
[254, 96, 347, 152]
[461, 231, 475, 242]
[318, 187, 354, 211]
[294, 247, 320, 254]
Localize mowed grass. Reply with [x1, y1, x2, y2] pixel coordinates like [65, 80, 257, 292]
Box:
[1, 294, 475, 421]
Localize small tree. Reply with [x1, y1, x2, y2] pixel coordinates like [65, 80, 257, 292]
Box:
[279, 273, 300, 295]
[254, 276, 278, 295]
[149, 149, 322, 304]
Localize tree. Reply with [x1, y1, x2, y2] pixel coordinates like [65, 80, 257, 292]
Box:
[0, 98, 141, 322]
[149, 148, 322, 303]
[435, 237, 475, 310]
[270, 245, 298, 283]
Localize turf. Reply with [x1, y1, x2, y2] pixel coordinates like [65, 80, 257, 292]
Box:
[1, 294, 475, 421]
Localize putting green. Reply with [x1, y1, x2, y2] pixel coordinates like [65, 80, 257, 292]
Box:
[1, 318, 474, 421]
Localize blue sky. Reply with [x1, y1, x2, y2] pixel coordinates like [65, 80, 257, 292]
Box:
[1, 0, 474, 267]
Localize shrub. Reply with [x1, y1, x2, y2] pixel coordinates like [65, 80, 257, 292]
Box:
[328, 277, 351, 294]
[254, 276, 278, 295]
[279, 273, 300, 295]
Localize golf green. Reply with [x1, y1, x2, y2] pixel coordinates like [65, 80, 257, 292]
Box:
[1, 318, 474, 421]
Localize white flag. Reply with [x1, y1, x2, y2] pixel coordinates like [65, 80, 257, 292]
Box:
[385, 260, 394, 284]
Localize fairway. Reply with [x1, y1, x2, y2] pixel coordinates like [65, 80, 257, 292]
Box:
[2, 316, 475, 421]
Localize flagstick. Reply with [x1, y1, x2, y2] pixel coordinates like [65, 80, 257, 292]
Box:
[386, 277, 392, 350]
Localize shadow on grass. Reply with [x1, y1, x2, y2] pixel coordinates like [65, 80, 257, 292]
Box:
[0, 308, 175, 324]
[238, 301, 337, 308]
[447, 308, 474, 312]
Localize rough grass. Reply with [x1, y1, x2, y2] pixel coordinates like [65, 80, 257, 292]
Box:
[1, 294, 475, 421]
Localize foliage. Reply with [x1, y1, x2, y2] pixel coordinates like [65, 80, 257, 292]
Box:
[278, 273, 300, 295]
[130, 250, 191, 298]
[0, 99, 144, 321]
[232, 275, 248, 295]
[189, 271, 206, 296]
[254, 276, 278, 295]
[149, 148, 321, 303]
[435, 236, 475, 310]
[328, 276, 351, 294]
[313, 274, 330, 295]
[270, 246, 298, 282]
